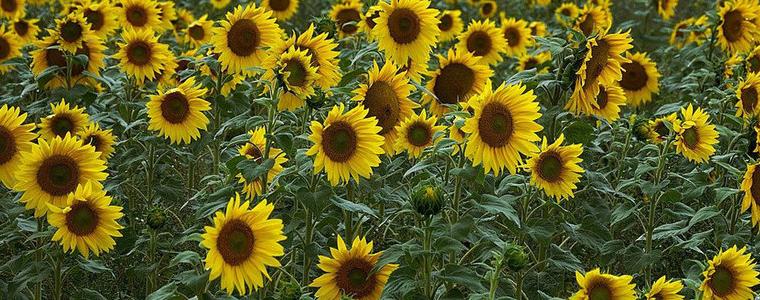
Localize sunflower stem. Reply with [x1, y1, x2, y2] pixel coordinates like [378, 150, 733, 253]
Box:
[52, 250, 63, 300]
[423, 217, 433, 299]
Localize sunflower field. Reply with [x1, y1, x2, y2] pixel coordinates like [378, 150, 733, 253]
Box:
[4, 0, 760, 299]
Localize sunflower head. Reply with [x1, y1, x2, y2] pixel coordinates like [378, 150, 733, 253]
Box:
[456, 19, 507, 65]
[263, 0, 299, 21]
[619, 52, 660, 107]
[569, 269, 636, 300]
[11, 17, 40, 45]
[526, 134, 584, 201]
[184, 15, 213, 48]
[575, 5, 611, 36]
[700, 246, 760, 300]
[410, 179, 444, 216]
[0, 104, 36, 188]
[39, 99, 89, 141]
[147, 77, 211, 144]
[479, 1, 497, 19]
[717, 0, 759, 54]
[423, 48, 492, 116]
[556, 3, 580, 26]
[55, 13, 93, 53]
[329, 0, 362, 38]
[276, 46, 320, 98]
[120, 0, 161, 31]
[78, 122, 116, 161]
[0, 0, 24, 19]
[741, 162, 760, 228]
[236, 127, 288, 199]
[373, 0, 440, 67]
[0, 24, 21, 74]
[211, 4, 282, 75]
[437, 10, 463, 43]
[114, 28, 173, 83]
[673, 104, 719, 163]
[736, 72, 760, 119]
[394, 109, 445, 158]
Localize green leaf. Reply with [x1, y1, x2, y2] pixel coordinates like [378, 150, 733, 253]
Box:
[563, 120, 595, 145]
[476, 194, 520, 227]
[435, 264, 486, 292]
[331, 196, 377, 218]
[237, 158, 275, 181]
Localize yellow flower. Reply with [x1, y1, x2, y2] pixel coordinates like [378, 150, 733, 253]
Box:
[263, 24, 341, 91]
[570, 269, 636, 300]
[10, 17, 40, 45]
[422, 49, 492, 116]
[394, 109, 445, 158]
[456, 19, 507, 65]
[590, 83, 627, 122]
[54, 13, 93, 53]
[0, 105, 36, 188]
[516, 52, 551, 73]
[373, 0, 440, 67]
[329, 0, 362, 38]
[119, 0, 162, 31]
[556, 3, 580, 27]
[479, 1, 498, 19]
[575, 5, 611, 36]
[700, 246, 760, 300]
[147, 77, 210, 144]
[736, 72, 760, 119]
[76, 1, 119, 38]
[38, 99, 89, 141]
[78, 122, 116, 161]
[438, 10, 463, 43]
[236, 127, 288, 199]
[673, 104, 718, 163]
[113, 28, 173, 84]
[211, 4, 282, 75]
[0, 25, 21, 74]
[31, 32, 106, 89]
[0, 0, 24, 19]
[618, 52, 661, 107]
[646, 276, 684, 300]
[526, 134, 584, 201]
[262, 0, 299, 21]
[741, 162, 760, 229]
[658, 0, 678, 20]
[717, 0, 759, 54]
[184, 15, 214, 48]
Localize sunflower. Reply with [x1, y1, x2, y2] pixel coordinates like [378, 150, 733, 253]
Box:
[645, 276, 684, 300]
[646, 113, 678, 144]
[10, 17, 39, 45]
[310, 235, 399, 300]
[352, 61, 416, 154]
[263, 24, 341, 91]
[422, 49, 492, 116]
[153, 53, 179, 88]
[54, 13, 93, 53]
[38, 99, 89, 141]
[499, 17, 532, 58]
[618, 52, 660, 107]
[555, 3, 580, 27]
[113, 28, 173, 84]
[46, 181, 123, 258]
[567, 31, 633, 116]
[394, 109, 445, 158]
[147, 77, 210, 144]
[211, 4, 281, 75]
[449, 117, 467, 155]
[14, 133, 107, 217]
[373, 0, 440, 67]
[0, 0, 23, 19]
[184, 15, 213, 48]
[658, 0, 678, 20]
[78, 123, 116, 161]
[479, 1, 497, 19]
[670, 16, 711, 48]
[262, 0, 299, 21]
[700, 246, 760, 300]
[575, 5, 611, 36]
[329, 0, 362, 38]
[156, 1, 177, 32]
[77, 1, 118, 38]
[529, 21, 547, 37]
[717, 0, 759, 53]
[360, 5, 382, 38]
[526, 134, 583, 201]
[0, 25, 21, 74]
[306, 104, 385, 186]
[590, 83, 627, 122]
[437, 10, 463, 43]
[275, 47, 320, 99]
[736, 72, 760, 119]
[397, 57, 430, 83]
[673, 104, 718, 163]
[746, 45, 760, 74]
[569, 269, 636, 300]
[741, 162, 760, 229]
[517, 51, 551, 73]
[201, 193, 286, 295]
[209, 0, 230, 10]
[236, 127, 288, 199]
[119, 0, 161, 31]
[456, 20, 507, 65]
[32, 32, 106, 89]
[0, 105, 36, 188]
[462, 83, 542, 176]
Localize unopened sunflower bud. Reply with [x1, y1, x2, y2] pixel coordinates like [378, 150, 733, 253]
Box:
[504, 244, 529, 271]
[411, 181, 445, 217]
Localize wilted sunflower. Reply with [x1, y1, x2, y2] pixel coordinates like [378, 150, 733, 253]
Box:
[741, 163, 760, 229]
[746, 45, 760, 74]
[499, 17, 532, 58]
[262, 0, 299, 21]
[717, 0, 759, 54]
[209, 0, 230, 10]
[113, 28, 173, 83]
[517, 52, 551, 73]
[31, 32, 106, 89]
[590, 83, 626, 122]
[422, 49, 492, 116]
[463, 83, 542, 176]
[211, 4, 281, 75]
[645, 276, 684, 300]
[153, 53, 179, 88]
[619, 52, 660, 107]
[306, 104, 385, 186]
[0, 25, 21, 74]
[310, 235, 399, 300]
[373, 0, 440, 67]
[437, 10, 463, 43]
[736, 72, 760, 119]
[575, 5, 611, 36]
[395, 109, 445, 158]
[700, 246, 760, 300]
[674, 104, 718, 163]
[201, 193, 286, 295]
[47, 181, 123, 259]
[147, 77, 210, 144]
[330, 0, 362, 38]
[38, 99, 89, 141]
[14, 133, 107, 217]
[646, 113, 678, 144]
[78, 123, 116, 161]
[352, 61, 415, 154]
[479, 1, 497, 19]
[10, 17, 39, 45]
[570, 269, 636, 300]
[54, 13, 93, 53]
[526, 134, 584, 201]
[456, 19, 507, 65]
[119, 0, 161, 31]
[360, 5, 382, 38]
[236, 127, 288, 199]
[76, 1, 118, 38]
[0, 105, 35, 188]
[555, 3, 580, 27]
[658, 0, 678, 20]
[0, 0, 23, 19]
[264, 24, 341, 90]
[184, 15, 213, 48]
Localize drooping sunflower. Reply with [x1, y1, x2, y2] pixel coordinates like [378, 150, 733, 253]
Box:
[746, 45, 760, 74]
[517, 51, 551, 73]
[14, 133, 107, 217]
[646, 113, 678, 144]
[645, 276, 684, 300]
[38, 99, 89, 141]
[78, 122, 116, 161]
[306, 104, 385, 186]
[456, 19, 507, 65]
[352, 61, 416, 154]
[526, 134, 584, 201]
[201, 193, 286, 295]
[717, 0, 759, 54]
[236, 127, 288, 199]
[209, 0, 230, 10]
[437, 10, 463, 43]
[360, 5, 382, 38]
[46, 181, 123, 258]
[422, 49, 492, 116]
[113, 28, 173, 84]
[462, 83, 543, 176]
[569, 269, 636, 300]
[11, 17, 39, 45]
[555, 3, 580, 27]
[31, 32, 106, 89]
[618, 52, 660, 107]
[310, 235, 399, 300]
[77, 1, 118, 38]
[741, 163, 760, 229]
[119, 0, 161, 31]
[575, 5, 611, 36]
[0, 105, 36, 188]
[499, 17, 532, 58]
[479, 1, 497, 19]
[147, 77, 210, 144]
[54, 13, 92, 53]
[394, 109, 445, 158]
[0, 0, 23, 19]
[658, 0, 678, 20]
[330, 0, 362, 38]
[673, 104, 719, 163]
[184, 15, 214, 48]
[700, 246, 760, 300]
[736, 72, 760, 119]
[0, 25, 21, 74]
[567, 31, 633, 116]
[263, 24, 341, 91]
[153, 53, 179, 88]
[262, 0, 299, 21]
[211, 4, 281, 75]
[373, 0, 440, 67]
[590, 83, 627, 122]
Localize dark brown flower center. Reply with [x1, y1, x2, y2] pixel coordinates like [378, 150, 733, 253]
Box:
[126, 41, 152, 66]
[227, 19, 260, 56]
[321, 121, 357, 162]
[188, 24, 205, 40]
[0, 126, 16, 164]
[126, 5, 148, 27]
[50, 114, 76, 137]
[466, 30, 492, 56]
[481, 3, 494, 15]
[741, 87, 758, 114]
[537, 151, 563, 182]
[65, 202, 99, 235]
[585, 39, 611, 85]
[85, 134, 102, 152]
[46, 43, 90, 76]
[335, 258, 377, 298]
[722, 10, 744, 42]
[579, 14, 595, 36]
[60, 21, 83, 43]
[748, 55, 760, 73]
[504, 27, 521, 47]
[269, 0, 290, 11]
[478, 102, 513, 147]
[751, 166, 760, 204]
[433, 63, 475, 105]
[588, 281, 612, 300]
[387, 8, 420, 44]
[216, 219, 255, 266]
[0, 37, 9, 60]
[84, 9, 105, 31]
[37, 155, 80, 196]
[0, 0, 16, 13]
[336, 8, 361, 35]
[523, 58, 538, 70]
[438, 14, 453, 31]
[407, 122, 432, 147]
[681, 126, 700, 149]
[561, 8, 571, 16]
[245, 144, 263, 162]
[654, 121, 669, 139]
[708, 266, 735, 297]
[619, 61, 648, 91]
[596, 86, 609, 109]
[366, 10, 380, 29]
[13, 20, 28, 36]
[363, 81, 400, 135]
[283, 58, 307, 87]
[161, 91, 190, 124]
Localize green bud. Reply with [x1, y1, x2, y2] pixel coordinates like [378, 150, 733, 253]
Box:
[146, 207, 167, 230]
[504, 244, 529, 271]
[411, 181, 445, 217]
